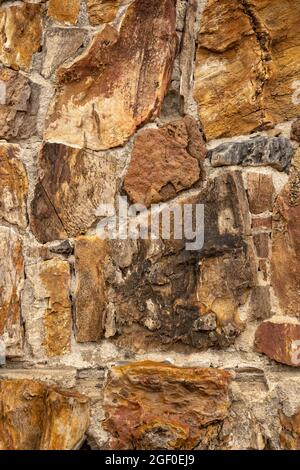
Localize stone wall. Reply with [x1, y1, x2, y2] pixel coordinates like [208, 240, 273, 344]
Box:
[1, 0, 300, 450]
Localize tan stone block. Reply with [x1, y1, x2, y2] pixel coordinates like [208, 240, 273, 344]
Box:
[47, 0, 80, 25]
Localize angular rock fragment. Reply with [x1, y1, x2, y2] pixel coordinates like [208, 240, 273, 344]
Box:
[291, 118, 300, 143]
[30, 142, 117, 243]
[0, 67, 40, 139]
[45, 0, 177, 150]
[124, 116, 206, 206]
[0, 379, 89, 450]
[0, 2, 42, 71]
[247, 173, 275, 215]
[103, 361, 231, 450]
[209, 137, 293, 172]
[271, 173, 300, 316]
[280, 408, 300, 450]
[255, 321, 300, 366]
[47, 0, 80, 25]
[0, 143, 28, 228]
[42, 28, 86, 79]
[86, 0, 131, 25]
[75, 236, 109, 343]
[0, 227, 24, 356]
[23, 259, 71, 357]
[194, 0, 300, 139]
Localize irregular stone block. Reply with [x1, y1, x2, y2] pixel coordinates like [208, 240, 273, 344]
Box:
[47, 0, 80, 25]
[45, 0, 177, 150]
[0, 227, 24, 356]
[291, 118, 300, 143]
[124, 116, 205, 207]
[251, 216, 272, 231]
[86, 0, 131, 25]
[280, 408, 300, 450]
[103, 361, 231, 450]
[23, 259, 71, 357]
[0, 2, 42, 71]
[209, 137, 293, 172]
[0, 67, 40, 139]
[253, 233, 269, 258]
[42, 28, 86, 79]
[0, 379, 89, 450]
[0, 143, 28, 228]
[194, 0, 300, 140]
[247, 173, 275, 215]
[255, 321, 300, 366]
[249, 286, 271, 320]
[75, 236, 109, 343]
[271, 172, 300, 316]
[30, 142, 117, 243]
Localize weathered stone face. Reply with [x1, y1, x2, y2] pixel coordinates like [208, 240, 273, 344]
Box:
[103, 361, 231, 450]
[194, 0, 300, 139]
[208, 137, 293, 172]
[44, 0, 177, 150]
[47, 0, 80, 25]
[0, 67, 39, 140]
[86, 0, 132, 25]
[246, 173, 275, 215]
[23, 259, 71, 358]
[75, 236, 109, 343]
[30, 142, 117, 243]
[0, 227, 24, 356]
[0, 3, 42, 71]
[0, 379, 89, 450]
[255, 321, 300, 366]
[280, 408, 300, 450]
[291, 118, 300, 143]
[271, 172, 300, 316]
[0, 143, 28, 228]
[124, 116, 206, 207]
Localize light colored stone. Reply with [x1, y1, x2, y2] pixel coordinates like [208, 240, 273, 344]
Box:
[0, 227, 24, 356]
[45, 0, 177, 150]
[0, 2, 42, 71]
[0, 143, 28, 228]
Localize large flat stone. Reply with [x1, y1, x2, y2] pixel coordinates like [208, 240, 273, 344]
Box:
[44, 0, 177, 150]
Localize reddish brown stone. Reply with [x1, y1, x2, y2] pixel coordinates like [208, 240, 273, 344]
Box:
[30, 142, 117, 243]
[0, 67, 39, 139]
[124, 116, 205, 207]
[271, 172, 300, 316]
[75, 236, 109, 343]
[45, 0, 177, 150]
[255, 321, 300, 366]
[247, 173, 275, 215]
[252, 216, 272, 231]
[103, 361, 231, 450]
[0, 379, 89, 450]
[253, 233, 269, 258]
[291, 118, 300, 143]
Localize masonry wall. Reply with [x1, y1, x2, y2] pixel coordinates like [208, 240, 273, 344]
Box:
[1, 0, 300, 450]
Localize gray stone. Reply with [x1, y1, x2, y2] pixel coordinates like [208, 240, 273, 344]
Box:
[209, 136, 294, 172]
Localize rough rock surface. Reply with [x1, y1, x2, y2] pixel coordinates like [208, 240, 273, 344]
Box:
[0, 143, 28, 228]
[280, 408, 300, 450]
[0, 67, 39, 139]
[75, 236, 109, 343]
[124, 116, 206, 206]
[0, 227, 24, 356]
[291, 119, 300, 143]
[47, 0, 80, 25]
[86, 0, 131, 25]
[194, 0, 300, 139]
[255, 321, 300, 366]
[246, 173, 274, 215]
[23, 259, 71, 358]
[271, 173, 300, 316]
[44, 0, 177, 150]
[0, 2, 42, 71]
[0, 379, 89, 450]
[30, 142, 117, 243]
[209, 137, 293, 172]
[103, 361, 231, 450]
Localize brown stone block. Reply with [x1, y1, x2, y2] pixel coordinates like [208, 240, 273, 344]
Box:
[103, 361, 231, 450]
[247, 173, 275, 214]
[48, 0, 80, 25]
[255, 321, 300, 366]
[253, 233, 269, 258]
[86, 0, 131, 25]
